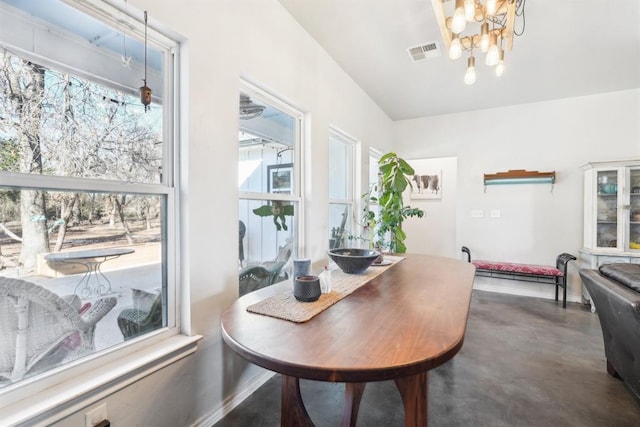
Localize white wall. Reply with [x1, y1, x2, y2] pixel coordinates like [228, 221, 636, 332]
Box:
[402, 157, 458, 258]
[50, 0, 393, 426]
[394, 89, 640, 302]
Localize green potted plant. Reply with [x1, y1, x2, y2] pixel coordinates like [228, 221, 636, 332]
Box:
[361, 152, 424, 253]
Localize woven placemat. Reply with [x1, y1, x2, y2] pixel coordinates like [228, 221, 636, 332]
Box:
[246, 256, 404, 323]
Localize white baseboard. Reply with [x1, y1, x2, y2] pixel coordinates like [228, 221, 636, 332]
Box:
[194, 370, 275, 427]
[473, 282, 583, 304]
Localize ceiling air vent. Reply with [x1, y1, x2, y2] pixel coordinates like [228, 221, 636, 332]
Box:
[407, 41, 441, 62]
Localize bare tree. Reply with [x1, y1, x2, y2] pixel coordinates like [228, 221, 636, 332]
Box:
[111, 194, 134, 244]
[52, 192, 78, 252]
[48, 75, 160, 244]
[1, 49, 163, 266]
[0, 140, 21, 255]
[0, 52, 50, 269]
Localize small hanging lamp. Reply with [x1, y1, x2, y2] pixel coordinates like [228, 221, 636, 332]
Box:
[140, 10, 152, 111]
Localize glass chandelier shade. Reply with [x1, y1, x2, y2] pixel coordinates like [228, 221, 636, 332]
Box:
[495, 49, 505, 76]
[449, 34, 463, 60]
[485, 33, 500, 66]
[451, 0, 467, 34]
[464, 0, 475, 21]
[479, 22, 490, 53]
[464, 55, 476, 85]
[486, 0, 497, 16]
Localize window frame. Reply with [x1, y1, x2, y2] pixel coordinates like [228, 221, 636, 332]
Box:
[368, 148, 383, 193]
[359, 148, 383, 247]
[0, 0, 194, 420]
[238, 80, 305, 255]
[328, 127, 358, 247]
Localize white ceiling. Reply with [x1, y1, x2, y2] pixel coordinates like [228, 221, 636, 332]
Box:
[278, 0, 640, 120]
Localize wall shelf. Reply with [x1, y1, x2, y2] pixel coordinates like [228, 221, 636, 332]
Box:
[484, 169, 556, 186]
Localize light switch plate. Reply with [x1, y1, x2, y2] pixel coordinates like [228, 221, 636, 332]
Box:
[471, 210, 484, 218]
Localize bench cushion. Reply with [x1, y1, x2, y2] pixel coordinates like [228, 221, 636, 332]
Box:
[599, 263, 640, 293]
[472, 260, 563, 277]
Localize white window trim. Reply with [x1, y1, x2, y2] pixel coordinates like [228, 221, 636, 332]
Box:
[0, 1, 166, 102]
[0, 335, 200, 426]
[239, 79, 305, 253]
[328, 127, 358, 238]
[359, 147, 383, 243]
[0, 0, 200, 422]
[368, 147, 383, 191]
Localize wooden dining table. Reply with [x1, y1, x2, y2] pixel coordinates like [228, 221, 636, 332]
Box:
[221, 254, 476, 426]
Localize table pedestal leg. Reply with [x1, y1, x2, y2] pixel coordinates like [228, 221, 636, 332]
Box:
[281, 375, 314, 427]
[73, 266, 93, 299]
[68, 260, 116, 298]
[394, 371, 428, 427]
[341, 382, 366, 427]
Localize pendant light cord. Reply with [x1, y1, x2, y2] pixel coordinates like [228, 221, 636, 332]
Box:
[143, 11, 148, 85]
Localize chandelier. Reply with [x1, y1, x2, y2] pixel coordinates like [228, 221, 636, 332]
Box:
[239, 94, 266, 120]
[431, 0, 527, 85]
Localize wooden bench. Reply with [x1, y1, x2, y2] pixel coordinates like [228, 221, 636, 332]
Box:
[461, 246, 576, 308]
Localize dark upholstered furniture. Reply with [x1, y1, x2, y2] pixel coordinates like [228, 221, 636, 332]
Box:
[580, 264, 640, 401]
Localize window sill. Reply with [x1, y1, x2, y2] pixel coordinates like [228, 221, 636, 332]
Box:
[0, 334, 202, 427]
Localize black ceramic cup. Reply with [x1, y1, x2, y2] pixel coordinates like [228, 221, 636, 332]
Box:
[293, 275, 321, 302]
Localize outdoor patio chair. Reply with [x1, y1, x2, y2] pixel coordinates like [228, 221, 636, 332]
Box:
[262, 239, 293, 282]
[239, 263, 285, 296]
[239, 220, 246, 267]
[0, 277, 117, 384]
[239, 238, 293, 296]
[117, 289, 163, 341]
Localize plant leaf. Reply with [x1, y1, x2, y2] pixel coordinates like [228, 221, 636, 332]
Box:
[392, 175, 407, 193]
[398, 158, 415, 175]
[379, 152, 396, 163]
[379, 163, 393, 176]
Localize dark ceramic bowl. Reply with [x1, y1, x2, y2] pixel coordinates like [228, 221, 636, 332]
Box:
[328, 248, 379, 274]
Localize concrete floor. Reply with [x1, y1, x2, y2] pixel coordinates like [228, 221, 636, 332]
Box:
[214, 290, 640, 426]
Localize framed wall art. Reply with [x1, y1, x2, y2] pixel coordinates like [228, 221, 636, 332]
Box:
[408, 160, 442, 200]
[267, 163, 293, 193]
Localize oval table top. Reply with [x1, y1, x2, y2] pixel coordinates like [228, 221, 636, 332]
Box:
[221, 254, 476, 383]
[44, 247, 135, 261]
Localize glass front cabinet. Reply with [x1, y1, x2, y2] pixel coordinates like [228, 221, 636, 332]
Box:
[583, 161, 640, 252]
[581, 160, 640, 311]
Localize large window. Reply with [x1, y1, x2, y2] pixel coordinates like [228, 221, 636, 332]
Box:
[362, 148, 382, 249]
[238, 84, 302, 295]
[328, 129, 356, 249]
[369, 149, 382, 191]
[0, 0, 178, 397]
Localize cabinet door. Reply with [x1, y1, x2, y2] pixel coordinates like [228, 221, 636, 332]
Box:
[628, 168, 640, 250]
[595, 169, 621, 249]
